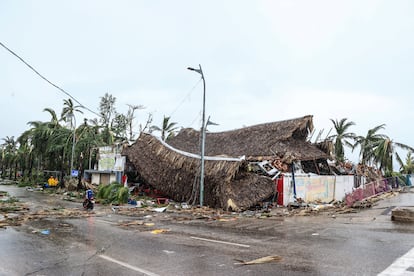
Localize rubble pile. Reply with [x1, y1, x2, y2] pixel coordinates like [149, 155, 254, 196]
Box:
[391, 207, 414, 222]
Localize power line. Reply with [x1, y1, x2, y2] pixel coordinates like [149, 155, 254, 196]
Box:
[169, 78, 202, 118]
[0, 41, 100, 117]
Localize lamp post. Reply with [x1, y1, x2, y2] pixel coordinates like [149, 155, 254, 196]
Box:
[187, 64, 206, 206]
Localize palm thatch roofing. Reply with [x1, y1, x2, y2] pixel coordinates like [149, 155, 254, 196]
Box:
[122, 133, 274, 211]
[167, 115, 329, 162]
[122, 115, 330, 210]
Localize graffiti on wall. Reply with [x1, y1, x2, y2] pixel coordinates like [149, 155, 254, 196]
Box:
[294, 176, 336, 203]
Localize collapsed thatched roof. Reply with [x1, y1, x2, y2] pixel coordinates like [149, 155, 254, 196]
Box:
[122, 133, 274, 210]
[167, 115, 328, 162]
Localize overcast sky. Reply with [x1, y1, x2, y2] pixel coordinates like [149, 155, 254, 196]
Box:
[1, 1, 414, 162]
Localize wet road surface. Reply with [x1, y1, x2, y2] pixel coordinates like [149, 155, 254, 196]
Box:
[0, 183, 413, 275]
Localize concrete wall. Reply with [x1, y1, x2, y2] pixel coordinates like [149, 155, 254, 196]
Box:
[282, 174, 356, 206]
[334, 175, 355, 200]
[91, 172, 118, 185]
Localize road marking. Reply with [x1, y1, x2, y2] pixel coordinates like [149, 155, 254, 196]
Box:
[190, 236, 250, 248]
[99, 255, 160, 276]
[378, 247, 414, 276]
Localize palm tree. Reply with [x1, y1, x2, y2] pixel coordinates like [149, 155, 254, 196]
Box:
[16, 131, 33, 179]
[76, 119, 105, 171]
[397, 151, 414, 174]
[374, 137, 414, 176]
[43, 107, 61, 129]
[47, 127, 73, 172]
[151, 115, 179, 141]
[353, 124, 387, 166]
[328, 118, 356, 162]
[0, 144, 4, 178]
[1, 136, 17, 179]
[61, 98, 84, 175]
[26, 121, 50, 171]
[61, 98, 83, 126]
[27, 108, 63, 173]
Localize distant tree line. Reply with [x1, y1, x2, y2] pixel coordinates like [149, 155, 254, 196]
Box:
[328, 118, 414, 177]
[0, 93, 178, 183]
[2, 101, 413, 184]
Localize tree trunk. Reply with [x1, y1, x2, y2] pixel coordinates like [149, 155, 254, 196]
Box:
[77, 153, 84, 190]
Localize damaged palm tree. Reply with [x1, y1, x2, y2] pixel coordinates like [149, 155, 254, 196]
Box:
[122, 115, 329, 210]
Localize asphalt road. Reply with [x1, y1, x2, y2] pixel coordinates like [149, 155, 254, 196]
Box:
[0, 184, 413, 275]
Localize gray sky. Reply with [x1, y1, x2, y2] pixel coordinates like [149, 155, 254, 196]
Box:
[1, 1, 413, 162]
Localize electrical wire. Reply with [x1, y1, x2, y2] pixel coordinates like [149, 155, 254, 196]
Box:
[168, 78, 202, 118]
[0, 41, 100, 117]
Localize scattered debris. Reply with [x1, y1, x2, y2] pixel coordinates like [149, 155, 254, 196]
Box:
[391, 207, 414, 222]
[26, 187, 43, 192]
[152, 207, 167, 213]
[235, 255, 283, 265]
[118, 220, 144, 227]
[151, 229, 169, 234]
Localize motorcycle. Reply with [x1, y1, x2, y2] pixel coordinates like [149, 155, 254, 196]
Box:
[83, 189, 94, 210]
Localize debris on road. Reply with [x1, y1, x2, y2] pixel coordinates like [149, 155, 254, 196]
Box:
[118, 220, 145, 227]
[40, 229, 50, 235]
[151, 229, 169, 234]
[235, 255, 283, 265]
[391, 207, 414, 222]
[152, 207, 167, 213]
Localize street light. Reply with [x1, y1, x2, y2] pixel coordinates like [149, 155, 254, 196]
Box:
[187, 64, 206, 206]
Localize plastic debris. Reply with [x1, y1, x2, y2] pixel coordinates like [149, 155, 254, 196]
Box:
[41, 229, 50, 235]
[152, 207, 167, 213]
[151, 229, 169, 234]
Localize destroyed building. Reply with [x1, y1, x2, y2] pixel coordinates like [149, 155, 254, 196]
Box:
[122, 115, 331, 211]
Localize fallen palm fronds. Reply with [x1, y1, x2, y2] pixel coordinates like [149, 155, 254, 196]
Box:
[97, 183, 129, 205]
[235, 255, 283, 265]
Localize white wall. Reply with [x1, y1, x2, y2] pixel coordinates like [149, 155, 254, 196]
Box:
[335, 175, 355, 200]
[282, 174, 356, 206]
